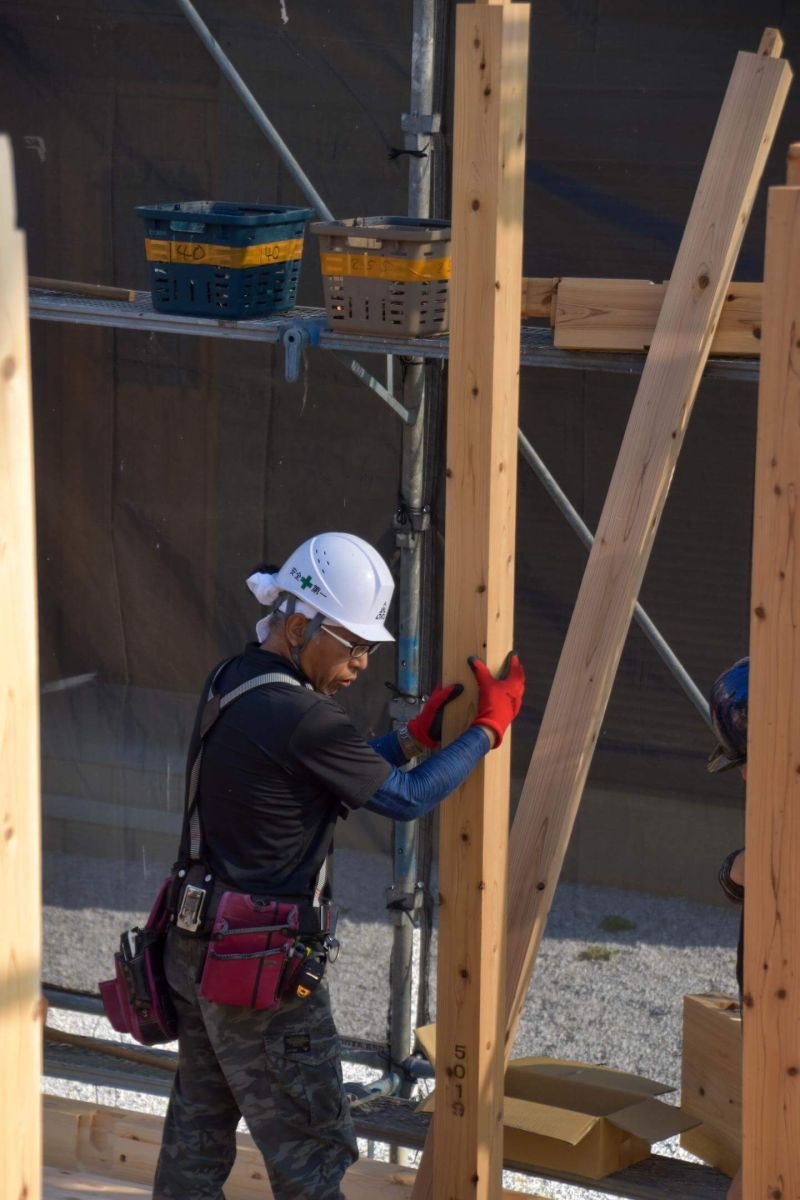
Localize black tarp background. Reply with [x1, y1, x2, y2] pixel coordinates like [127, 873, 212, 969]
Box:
[1, 0, 796, 988]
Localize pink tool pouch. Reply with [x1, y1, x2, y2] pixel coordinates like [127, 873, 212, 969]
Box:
[99, 876, 178, 1046]
[199, 892, 302, 1010]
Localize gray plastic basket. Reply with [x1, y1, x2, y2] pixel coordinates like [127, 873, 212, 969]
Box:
[311, 216, 451, 337]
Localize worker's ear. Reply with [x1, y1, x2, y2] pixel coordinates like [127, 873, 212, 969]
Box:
[284, 613, 308, 647]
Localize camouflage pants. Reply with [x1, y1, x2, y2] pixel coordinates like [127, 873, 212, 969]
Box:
[153, 925, 358, 1200]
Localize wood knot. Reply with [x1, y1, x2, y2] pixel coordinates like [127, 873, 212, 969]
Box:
[2, 355, 16, 380]
[697, 273, 710, 290]
[754, 604, 766, 620]
[471, 199, 480, 211]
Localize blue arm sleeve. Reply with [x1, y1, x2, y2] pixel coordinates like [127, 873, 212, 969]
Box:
[368, 729, 407, 768]
[364, 727, 490, 821]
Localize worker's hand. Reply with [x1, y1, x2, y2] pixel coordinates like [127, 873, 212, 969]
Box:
[468, 652, 525, 748]
[407, 683, 465, 749]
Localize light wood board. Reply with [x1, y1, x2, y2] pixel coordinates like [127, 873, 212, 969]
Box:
[412, 4, 529, 1199]
[503, 38, 791, 1057]
[553, 277, 763, 356]
[43, 1097, 526, 1200]
[0, 135, 42, 1200]
[680, 995, 742, 1175]
[744, 181, 800, 1200]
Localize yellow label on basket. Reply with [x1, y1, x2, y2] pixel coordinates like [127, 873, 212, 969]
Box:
[320, 251, 451, 283]
[145, 238, 304, 269]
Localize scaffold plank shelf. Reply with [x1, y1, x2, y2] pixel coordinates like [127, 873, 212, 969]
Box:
[28, 288, 759, 382]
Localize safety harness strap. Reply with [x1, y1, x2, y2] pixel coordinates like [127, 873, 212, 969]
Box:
[186, 667, 308, 862]
[181, 660, 329, 908]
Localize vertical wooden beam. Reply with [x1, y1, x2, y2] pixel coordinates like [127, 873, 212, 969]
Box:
[0, 137, 42, 1200]
[412, 4, 529, 1199]
[744, 172, 800, 1200]
[502, 38, 790, 1054]
[786, 141, 800, 186]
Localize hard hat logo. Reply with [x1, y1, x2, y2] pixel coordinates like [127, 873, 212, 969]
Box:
[299, 574, 313, 590]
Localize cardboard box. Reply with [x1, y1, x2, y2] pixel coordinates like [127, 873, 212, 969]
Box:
[416, 1024, 698, 1180]
[680, 993, 742, 1177]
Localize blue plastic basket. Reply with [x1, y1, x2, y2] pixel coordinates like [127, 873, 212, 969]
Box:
[136, 201, 315, 319]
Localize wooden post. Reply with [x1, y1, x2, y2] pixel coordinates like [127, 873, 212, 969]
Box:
[501, 38, 790, 1054]
[744, 169, 800, 1200]
[412, 4, 529, 1198]
[786, 141, 800, 186]
[0, 136, 42, 1200]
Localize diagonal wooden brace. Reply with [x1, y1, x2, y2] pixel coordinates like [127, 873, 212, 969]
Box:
[504, 35, 791, 1057]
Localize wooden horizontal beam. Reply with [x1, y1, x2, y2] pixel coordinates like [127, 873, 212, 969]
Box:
[521, 276, 559, 319]
[520, 275, 763, 356]
[29, 276, 136, 302]
[43, 1097, 525, 1200]
[553, 277, 762, 356]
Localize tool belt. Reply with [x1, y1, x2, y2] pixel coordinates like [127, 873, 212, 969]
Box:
[100, 660, 339, 1028]
[197, 889, 338, 1010]
[99, 876, 178, 1046]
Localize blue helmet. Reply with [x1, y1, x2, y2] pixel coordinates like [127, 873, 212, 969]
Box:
[707, 657, 749, 773]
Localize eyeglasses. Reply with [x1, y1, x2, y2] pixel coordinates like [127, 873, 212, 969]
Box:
[320, 625, 379, 660]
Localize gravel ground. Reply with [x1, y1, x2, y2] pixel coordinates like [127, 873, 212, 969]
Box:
[43, 846, 741, 1196]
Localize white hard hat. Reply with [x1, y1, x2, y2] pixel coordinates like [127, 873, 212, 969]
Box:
[248, 532, 395, 643]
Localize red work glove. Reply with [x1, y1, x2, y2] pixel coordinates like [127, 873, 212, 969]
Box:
[407, 683, 465, 749]
[469, 652, 525, 747]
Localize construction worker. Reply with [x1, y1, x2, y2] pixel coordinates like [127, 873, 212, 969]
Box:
[153, 531, 526, 1200]
[707, 655, 748, 1200]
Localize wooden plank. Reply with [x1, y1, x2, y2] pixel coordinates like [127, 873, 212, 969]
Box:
[0, 136, 42, 1200]
[521, 276, 559, 318]
[44, 1167, 152, 1199]
[758, 27, 784, 57]
[503, 37, 791, 1057]
[787, 141, 800, 186]
[679, 995, 742, 1175]
[29, 277, 136, 302]
[412, 5, 529, 1200]
[744, 179, 800, 1200]
[42, 1098, 523, 1200]
[553, 277, 763, 356]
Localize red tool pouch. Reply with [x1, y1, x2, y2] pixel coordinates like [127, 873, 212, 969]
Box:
[199, 892, 304, 1010]
[99, 877, 178, 1046]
